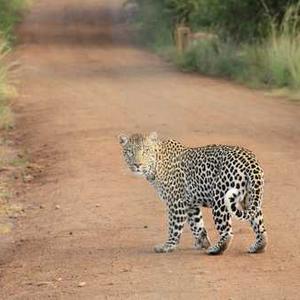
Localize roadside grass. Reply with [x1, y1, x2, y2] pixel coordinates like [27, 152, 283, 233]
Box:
[132, 1, 300, 99]
[0, 0, 32, 235]
[0, 0, 30, 43]
[0, 39, 15, 130]
[261, 3, 300, 90]
[175, 3, 300, 97]
[180, 2, 300, 99]
[175, 39, 247, 80]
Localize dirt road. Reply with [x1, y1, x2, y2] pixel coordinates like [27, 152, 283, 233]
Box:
[0, 0, 300, 299]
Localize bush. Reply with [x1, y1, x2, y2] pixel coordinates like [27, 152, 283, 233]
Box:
[131, 0, 300, 93]
[176, 39, 247, 79]
[0, 0, 29, 43]
[177, 1, 300, 91]
[189, 0, 300, 42]
[261, 2, 300, 88]
[132, 0, 300, 43]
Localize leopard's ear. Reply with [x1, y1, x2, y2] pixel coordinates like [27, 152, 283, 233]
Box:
[149, 131, 158, 142]
[118, 134, 129, 146]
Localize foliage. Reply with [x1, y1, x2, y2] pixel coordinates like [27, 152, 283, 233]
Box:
[131, 0, 300, 94]
[133, 0, 300, 42]
[0, 0, 29, 43]
[188, 0, 300, 41]
[165, 0, 199, 25]
[176, 39, 247, 80]
[177, 2, 300, 91]
[260, 2, 300, 87]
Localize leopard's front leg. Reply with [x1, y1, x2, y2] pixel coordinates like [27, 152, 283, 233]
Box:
[154, 200, 187, 253]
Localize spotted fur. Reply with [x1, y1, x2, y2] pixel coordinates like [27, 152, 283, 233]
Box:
[119, 132, 267, 255]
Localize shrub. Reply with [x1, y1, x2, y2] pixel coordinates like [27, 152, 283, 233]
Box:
[0, 0, 29, 43]
[132, 0, 300, 43]
[176, 39, 247, 79]
[130, 0, 300, 95]
[189, 0, 300, 42]
[260, 2, 300, 88]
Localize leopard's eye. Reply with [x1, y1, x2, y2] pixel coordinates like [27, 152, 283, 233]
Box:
[126, 150, 133, 157]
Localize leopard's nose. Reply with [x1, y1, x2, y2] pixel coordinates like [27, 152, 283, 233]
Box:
[134, 163, 141, 168]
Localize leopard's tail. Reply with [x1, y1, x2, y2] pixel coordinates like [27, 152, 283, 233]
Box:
[224, 188, 254, 221]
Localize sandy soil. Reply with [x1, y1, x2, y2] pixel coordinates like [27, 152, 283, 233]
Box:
[0, 0, 300, 299]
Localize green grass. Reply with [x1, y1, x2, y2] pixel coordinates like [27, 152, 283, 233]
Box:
[171, 2, 300, 97]
[0, 0, 30, 43]
[259, 3, 300, 89]
[132, 0, 300, 98]
[175, 36, 300, 96]
[175, 39, 247, 80]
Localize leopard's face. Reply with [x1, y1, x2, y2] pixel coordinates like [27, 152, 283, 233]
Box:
[119, 132, 159, 178]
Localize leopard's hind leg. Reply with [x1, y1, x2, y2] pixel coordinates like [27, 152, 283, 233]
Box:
[248, 180, 267, 253]
[225, 188, 267, 253]
[248, 208, 267, 253]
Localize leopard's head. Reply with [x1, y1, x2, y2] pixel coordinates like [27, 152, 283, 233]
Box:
[119, 132, 159, 179]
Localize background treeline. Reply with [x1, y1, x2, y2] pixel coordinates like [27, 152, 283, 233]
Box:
[130, 0, 300, 96]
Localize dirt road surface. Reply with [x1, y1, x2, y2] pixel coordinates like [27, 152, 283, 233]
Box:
[0, 0, 300, 299]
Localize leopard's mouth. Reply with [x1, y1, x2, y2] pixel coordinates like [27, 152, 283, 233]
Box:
[131, 166, 144, 175]
[133, 170, 143, 175]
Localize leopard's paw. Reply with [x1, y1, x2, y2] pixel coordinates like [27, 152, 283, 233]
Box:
[248, 233, 267, 254]
[154, 243, 176, 253]
[207, 244, 224, 255]
[194, 236, 211, 250]
[207, 236, 232, 255]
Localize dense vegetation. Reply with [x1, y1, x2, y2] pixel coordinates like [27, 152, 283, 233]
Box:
[0, 0, 28, 42]
[131, 0, 300, 95]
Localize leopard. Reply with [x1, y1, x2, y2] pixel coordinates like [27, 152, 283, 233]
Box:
[119, 132, 267, 255]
